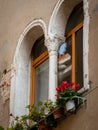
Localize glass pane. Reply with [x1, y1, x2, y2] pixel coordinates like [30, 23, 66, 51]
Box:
[75, 28, 83, 87]
[35, 59, 49, 103]
[58, 37, 72, 85]
[65, 3, 83, 34]
[32, 36, 47, 60]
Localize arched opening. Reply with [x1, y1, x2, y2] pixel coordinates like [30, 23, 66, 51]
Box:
[58, 2, 84, 87]
[48, 0, 83, 38]
[10, 20, 48, 116]
[48, 0, 89, 90]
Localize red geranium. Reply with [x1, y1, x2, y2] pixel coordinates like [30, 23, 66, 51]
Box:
[55, 81, 85, 108]
[55, 81, 81, 101]
[56, 81, 80, 93]
[74, 83, 80, 90]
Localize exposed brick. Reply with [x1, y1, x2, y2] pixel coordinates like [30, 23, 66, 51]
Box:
[0, 68, 11, 103]
[0, 67, 14, 129]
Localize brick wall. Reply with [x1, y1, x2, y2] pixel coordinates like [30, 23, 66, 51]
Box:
[0, 68, 12, 129]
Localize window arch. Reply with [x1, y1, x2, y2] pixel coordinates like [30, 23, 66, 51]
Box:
[58, 2, 83, 87]
[31, 36, 49, 104]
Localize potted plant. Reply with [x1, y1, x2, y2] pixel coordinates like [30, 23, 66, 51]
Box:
[26, 101, 47, 130]
[8, 100, 57, 130]
[52, 106, 65, 120]
[8, 114, 30, 130]
[44, 99, 55, 113]
[26, 100, 56, 130]
[26, 101, 46, 123]
[43, 100, 57, 128]
[8, 101, 48, 130]
[55, 81, 86, 112]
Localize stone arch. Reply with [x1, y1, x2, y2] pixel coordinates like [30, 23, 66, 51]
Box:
[10, 19, 48, 117]
[48, 0, 89, 88]
[49, 0, 83, 38]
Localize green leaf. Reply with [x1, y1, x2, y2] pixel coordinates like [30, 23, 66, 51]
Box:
[0, 126, 4, 130]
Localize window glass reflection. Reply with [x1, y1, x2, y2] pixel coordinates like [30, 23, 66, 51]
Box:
[58, 37, 72, 85]
[35, 59, 49, 103]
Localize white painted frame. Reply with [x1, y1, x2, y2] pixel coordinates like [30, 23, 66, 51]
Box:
[48, 0, 90, 90]
[10, 19, 48, 117]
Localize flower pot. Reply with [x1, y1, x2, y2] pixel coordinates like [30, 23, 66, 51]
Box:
[53, 107, 65, 120]
[39, 124, 49, 130]
[66, 100, 75, 112]
[39, 119, 50, 130]
[45, 113, 57, 128]
[29, 125, 38, 130]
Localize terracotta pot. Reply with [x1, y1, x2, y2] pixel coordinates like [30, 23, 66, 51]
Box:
[66, 100, 75, 112]
[39, 124, 50, 130]
[53, 107, 65, 120]
[39, 119, 50, 130]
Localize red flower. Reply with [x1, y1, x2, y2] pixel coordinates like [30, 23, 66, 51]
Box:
[75, 83, 80, 90]
[61, 81, 68, 90]
[55, 94, 59, 98]
[67, 84, 71, 89]
[62, 81, 68, 86]
[56, 87, 61, 92]
[71, 82, 75, 86]
[60, 85, 64, 91]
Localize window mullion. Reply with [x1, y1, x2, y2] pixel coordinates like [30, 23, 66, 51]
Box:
[30, 67, 35, 105]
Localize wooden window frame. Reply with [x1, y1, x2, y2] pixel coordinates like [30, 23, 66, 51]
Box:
[30, 22, 83, 104]
[66, 22, 83, 83]
[30, 51, 49, 105]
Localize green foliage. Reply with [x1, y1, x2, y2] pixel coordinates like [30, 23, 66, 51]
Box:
[44, 99, 55, 113]
[56, 88, 80, 106]
[8, 100, 56, 130]
[26, 101, 46, 122]
[25, 100, 55, 123]
[0, 126, 4, 130]
[8, 123, 24, 130]
[8, 114, 30, 130]
[7, 94, 86, 130]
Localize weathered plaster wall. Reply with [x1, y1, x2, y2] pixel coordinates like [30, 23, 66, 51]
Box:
[53, 90, 98, 130]
[89, 0, 98, 86]
[0, 98, 9, 129]
[0, 0, 57, 78]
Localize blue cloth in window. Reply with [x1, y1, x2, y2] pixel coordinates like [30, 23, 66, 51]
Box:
[59, 42, 67, 55]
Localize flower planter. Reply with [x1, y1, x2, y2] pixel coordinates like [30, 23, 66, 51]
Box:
[39, 119, 50, 130]
[66, 100, 75, 112]
[39, 124, 49, 130]
[53, 107, 65, 120]
[45, 113, 57, 128]
[29, 124, 38, 130]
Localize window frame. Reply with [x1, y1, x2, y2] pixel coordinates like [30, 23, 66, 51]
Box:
[65, 22, 83, 83]
[30, 50, 49, 105]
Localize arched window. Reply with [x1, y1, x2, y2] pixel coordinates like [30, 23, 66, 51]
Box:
[31, 36, 49, 104]
[58, 2, 83, 87]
